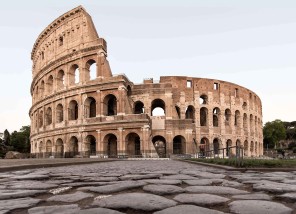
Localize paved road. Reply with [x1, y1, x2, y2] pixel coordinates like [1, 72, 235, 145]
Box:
[0, 160, 295, 214]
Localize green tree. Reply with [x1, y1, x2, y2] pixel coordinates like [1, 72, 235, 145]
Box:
[263, 120, 286, 149]
[3, 129, 10, 146]
[10, 126, 30, 153]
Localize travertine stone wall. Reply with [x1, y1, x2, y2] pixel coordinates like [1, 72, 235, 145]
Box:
[30, 6, 263, 158]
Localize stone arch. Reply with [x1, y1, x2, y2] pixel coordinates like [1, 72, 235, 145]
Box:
[103, 134, 118, 157]
[68, 100, 79, 120]
[151, 99, 166, 116]
[213, 107, 220, 127]
[244, 140, 248, 156]
[125, 132, 141, 156]
[200, 107, 208, 126]
[47, 75, 54, 94]
[250, 141, 254, 155]
[226, 139, 232, 157]
[134, 101, 144, 114]
[199, 94, 208, 104]
[69, 64, 79, 85]
[200, 137, 210, 156]
[127, 85, 132, 96]
[185, 105, 195, 121]
[255, 141, 258, 155]
[85, 97, 96, 118]
[46, 140, 52, 157]
[56, 104, 63, 123]
[235, 110, 241, 126]
[45, 107, 52, 126]
[38, 141, 44, 154]
[250, 114, 254, 135]
[242, 102, 247, 110]
[40, 80, 45, 98]
[86, 135, 97, 156]
[55, 138, 64, 158]
[225, 109, 231, 126]
[173, 135, 186, 154]
[57, 70, 65, 89]
[243, 113, 248, 131]
[86, 59, 97, 80]
[152, 135, 166, 158]
[213, 138, 220, 155]
[103, 94, 117, 116]
[68, 136, 79, 158]
[175, 105, 181, 119]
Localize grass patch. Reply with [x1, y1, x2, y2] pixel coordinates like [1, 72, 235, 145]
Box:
[188, 158, 296, 168]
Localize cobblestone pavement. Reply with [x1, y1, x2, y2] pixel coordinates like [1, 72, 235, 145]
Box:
[0, 160, 295, 214]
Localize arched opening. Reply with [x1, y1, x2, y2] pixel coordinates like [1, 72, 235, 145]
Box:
[55, 138, 64, 158]
[126, 133, 141, 157]
[47, 75, 53, 94]
[103, 94, 117, 116]
[250, 141, 254, 155]
[38, 141, 43, 155]
[69, 100, 78, 120]
[175, 106, 181, 119]
[200, 137, 209, 157]
[56, 104, 63, 123]
[152, 135, 166, 158]
[45, 107, 52, 126]
[244, 140, 248, 156]
[104, 134, 117, 157]
[225, 109, 231, 126]
[199, 94, 208, 105]
[127, 85, 132, 96]
[173, 135, 186, 154]
[40, 81, 45, 98]
[35, 86, 39, 100]
[242, 102, 247, 110]
[85, 97, 96, 118]
[213, 107, 220, 127]
[69, 64, 79, 85]
[185, 105, 195, 121]
[255, 141, 258, 154]
[235, 110, 240, 126]
[69, 136, 79, 158]
[86, 135, 96, 156]
[57, 70, 65, 89]
[151, 99, 165, 116]
[134, 101, 144, 114]
[59, 36, 63, 46]
[250, 114, 254, 134]
[226, 139, 232, 157]
[86, 59, 96, 80]
[200, 107, 208, 126]
[243, 113, 247, 131]
[213, 138, 220, 155]
[46, 140, 52, 157]
[38, 110, 43, 128]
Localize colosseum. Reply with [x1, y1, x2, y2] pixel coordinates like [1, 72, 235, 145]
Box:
[29, 6, 263, 158]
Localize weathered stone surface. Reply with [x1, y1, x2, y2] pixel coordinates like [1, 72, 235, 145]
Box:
[78, 181, 146, 193]
[253, 181, 296, 193]
[232, 193, 272, 200]
[183, 179, 212, 186]
[153, 205, 225, 214]
[221, 180, 243, 188]
[161, 174, 198, 180]
[7, 181, 58, 190]
[0, 197, 41, 214]
[278, 193, 296, 201]
[143, 179, 182, 185]
[143, 184, 185, 195]
[13, 174, 49, 180]
[0, 189, 46, 200]
[93, 193, 177, 211]
[185, 186, 249, 195]
[28, 204, 80, 214]
[229, 200, 293, 214]
[83, 177, 119, 182]
[197, 172, 226, 179]
[5, 151, 22, 159]
[61, 181, 116, 187]
[174, 193, 229, 206]
[79, 208, 124, 214]
[120, 174, 161, 180]
[47, 191, 93, 202]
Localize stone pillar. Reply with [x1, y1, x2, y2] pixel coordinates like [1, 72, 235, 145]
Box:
[118, 128, 124, 156]
[117, 86, 127, 115]
[166, 131, 173, 156]
[96, 90, 102, 117]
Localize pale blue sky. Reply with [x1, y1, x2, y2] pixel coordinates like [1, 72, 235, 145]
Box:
[1, 0, 296, 132]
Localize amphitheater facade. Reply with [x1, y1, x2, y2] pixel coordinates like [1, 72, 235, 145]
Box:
[29, 6, 263, 158]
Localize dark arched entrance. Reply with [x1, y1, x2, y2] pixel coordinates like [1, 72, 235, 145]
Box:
[152, 135, 166, 158]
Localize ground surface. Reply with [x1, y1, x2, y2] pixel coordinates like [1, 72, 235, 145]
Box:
[0, 160, 295, 214]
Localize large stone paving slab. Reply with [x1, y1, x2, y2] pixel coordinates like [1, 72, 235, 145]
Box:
[143, 179, 182, 185]
[47, 191, 93, 202]
[232, 193, 272, 200]
[6, 180, 58, 190]
[153, 205, 225, 214]
[253, 180, 296, 193]
[78, 180, 146, 193]
[79, 208, 125, 214]
[277, 192, 296, 202]
[0, 189, 46, 200]
[183, 179, 213, 186]
[28, 204, 80, 214]
[143, 184, 185, 195]
[161, 174, 198, 180]
[185, 186, 249, 195]
[0, 197, 41, 214]
[229, 200, 293, 214]
[119, 173, 161, 180]
[174, 193, 229, 206]
[93, 192, 177, 211]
